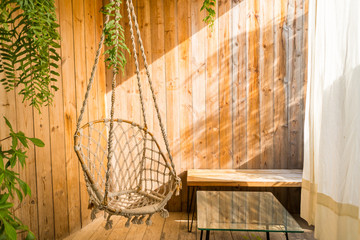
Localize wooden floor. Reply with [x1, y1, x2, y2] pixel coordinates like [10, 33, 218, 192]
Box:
[64, 212, 315, 240]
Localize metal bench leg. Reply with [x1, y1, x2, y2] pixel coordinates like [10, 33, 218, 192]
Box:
[266, 232, 270, 240]
[187, 186, 196, 232]
[205, 230, 210, 240]
[285, 232, 289, 240]
[200, 230, 203, 240]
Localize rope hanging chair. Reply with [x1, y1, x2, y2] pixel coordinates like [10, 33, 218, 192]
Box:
[74, 0, 181, 229]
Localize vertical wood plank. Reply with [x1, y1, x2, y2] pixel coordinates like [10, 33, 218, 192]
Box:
[191, 0, 206, 169]
[49, 1, 69, 237]
[14, 94, 39, 238]
[164, 0, 181, 212]
[218, 0, 232, 169]
[150, 0, 167, 153]
[137, 0, 153, 132]
[259, 0, 275, 169]
[274, 0, 288, 169]
[33, 107, 55, 239]
[12, 64, 33, 239]
[206, 0, 219, 169]
[246, 0, 261, 168]
[232, 0, 247, 169]
[128, 0, 142, 124]
[287, 0, 298, 169]
[178, 0, 193, 212]
[83, 0, 99, 226]
[293, 0, 304, 169]
[59, 0, 81, 233]
[110, 1, 128, 120]
[72, 0, 90, 230]
[95, 0, 107, 121]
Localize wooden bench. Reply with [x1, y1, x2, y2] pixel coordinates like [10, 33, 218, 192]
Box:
[186, 169, 303, 232]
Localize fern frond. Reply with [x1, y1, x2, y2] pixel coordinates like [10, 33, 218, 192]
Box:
[0, 0, 60, 111]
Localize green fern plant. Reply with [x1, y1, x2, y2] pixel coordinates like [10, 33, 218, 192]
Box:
[201, 0, 216, 29]
[100, 0, 215, 73]
[0, 0, 60, 111]
[102, 0, 129, 74]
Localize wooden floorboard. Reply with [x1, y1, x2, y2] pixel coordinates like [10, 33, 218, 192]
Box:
[63, 213, 315, 240]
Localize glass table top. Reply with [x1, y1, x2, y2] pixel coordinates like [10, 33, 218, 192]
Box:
[197, 191, 303, 233]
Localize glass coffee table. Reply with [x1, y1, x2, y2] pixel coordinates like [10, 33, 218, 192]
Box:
[197, 191, 303, 240]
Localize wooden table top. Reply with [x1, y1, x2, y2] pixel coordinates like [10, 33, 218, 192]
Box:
[187, 169, 303, 187]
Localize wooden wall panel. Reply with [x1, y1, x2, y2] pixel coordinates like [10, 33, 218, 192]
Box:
[0, 0, 106, 239]
[0, 0, 308, 238]
[115, 0, 308, 212]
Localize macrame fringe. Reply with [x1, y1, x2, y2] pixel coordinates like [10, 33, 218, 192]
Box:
[137, 215, 145, 224]
[159, 209, 169, 218]
[105, 214, 113, 230]
[146, 214, 153, 226]
[131, 216, 139, 224]
[125, 217, 131, 228]
[90, 208, 99, 221]
[175, 177, 182, 196]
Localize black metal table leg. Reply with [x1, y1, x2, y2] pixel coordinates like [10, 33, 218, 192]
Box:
[200, 230, 203, 240]
[285, 232, 289, 240]
[205, 230, 210, 240]
[266, 232, 270, 240]
[187, 186, 197, 232]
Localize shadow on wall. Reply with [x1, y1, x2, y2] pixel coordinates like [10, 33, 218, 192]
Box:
[101, 0, 307, 212]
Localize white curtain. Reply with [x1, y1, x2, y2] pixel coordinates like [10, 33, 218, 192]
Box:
[301, 0, 360, 239]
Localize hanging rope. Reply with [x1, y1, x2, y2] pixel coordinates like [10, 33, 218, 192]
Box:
[127, 0, 180, 188]
[74, 0, 181, 228]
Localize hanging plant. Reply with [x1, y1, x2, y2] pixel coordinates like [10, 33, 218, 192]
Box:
[101, 0, 216, 73]
[0, 0, 61, 111]
[102, 0, 129, 74]
[201, 0, 216, 29]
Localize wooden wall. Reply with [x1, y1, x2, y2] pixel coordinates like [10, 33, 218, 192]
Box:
[0, 0, 106, 239]
[0, 0, 307, 239]
[109, 0, 308, 213]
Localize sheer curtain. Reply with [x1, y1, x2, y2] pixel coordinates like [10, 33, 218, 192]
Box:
[301, 0, 360, 239]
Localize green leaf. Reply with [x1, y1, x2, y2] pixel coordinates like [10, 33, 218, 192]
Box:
[27, 138, 44, 147]
[0, 154, 4, 170]
[4, 117, 13, 131]
[0, 216, 17, 240]
[0, 202, 13, 210]
[17, 178, 31, 196]
[25, 231, 36, 240]
[0, 194, 10, 204]
[14, 188, 23, 202]
[11, 134, 17, 149]
[16, 132, 28, 148]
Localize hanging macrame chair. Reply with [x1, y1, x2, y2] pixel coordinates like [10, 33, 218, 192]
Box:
[74, 0, 181, 229]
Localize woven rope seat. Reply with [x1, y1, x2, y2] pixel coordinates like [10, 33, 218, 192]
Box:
[74, 0, 181, 229]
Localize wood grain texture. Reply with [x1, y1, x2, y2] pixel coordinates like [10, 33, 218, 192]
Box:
[246, 0, 261, 169]
[218, 0, 232, 169]
[206, 0, 219, 170]
[102, 0, 308, 212]
[232, 0, 247, 169]
[49, 0, 69, 235]
[65, 212, 315, 240]
[191, 0, 207, 169]
[259, 0, 274, 169]
[59, 0, 82, 234]
[0, 0, 308, 237]
[187, 169, 302, 187]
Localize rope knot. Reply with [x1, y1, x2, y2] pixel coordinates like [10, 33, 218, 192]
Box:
[159, 208, 169, 218]
[175, 177, 182, 196]
[105, 215, 113, 230]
